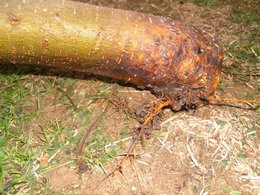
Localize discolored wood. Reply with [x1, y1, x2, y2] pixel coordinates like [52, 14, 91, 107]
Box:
[0, 0, 223, 110]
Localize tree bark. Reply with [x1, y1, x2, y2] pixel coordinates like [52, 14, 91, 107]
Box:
[0, 0, 223, 109]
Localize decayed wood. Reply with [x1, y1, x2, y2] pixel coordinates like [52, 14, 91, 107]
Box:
[0, 0, 223, 110]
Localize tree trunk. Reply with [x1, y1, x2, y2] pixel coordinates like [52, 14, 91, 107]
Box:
[0, 0, 223, 109]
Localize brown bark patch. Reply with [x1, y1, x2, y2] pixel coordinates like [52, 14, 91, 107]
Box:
[6, 12, 21, 25]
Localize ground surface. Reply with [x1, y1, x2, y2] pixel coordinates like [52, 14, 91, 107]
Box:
[0, 0, 259, 194]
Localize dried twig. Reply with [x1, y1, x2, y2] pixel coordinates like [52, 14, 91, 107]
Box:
[77, 100, 110, 173]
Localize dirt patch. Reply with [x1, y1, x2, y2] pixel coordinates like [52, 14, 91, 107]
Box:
[45, 166, 79, 191]
[40, 105, 259, 194]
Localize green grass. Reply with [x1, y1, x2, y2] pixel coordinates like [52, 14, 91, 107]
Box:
[228, 44, 259, 64]
[0, 66, 128, 193]
[193, 0, 218, 6]
[0, 69, 37, 193]
[223, 3, 259, 82]
[83, 126, 120, 167]
[2, 119, 80, 194]
[230, 9, 260, 23]
[0, 69, 66, 193]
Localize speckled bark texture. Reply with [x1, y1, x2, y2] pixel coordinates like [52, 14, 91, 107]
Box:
[0, 0, 223, 110]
